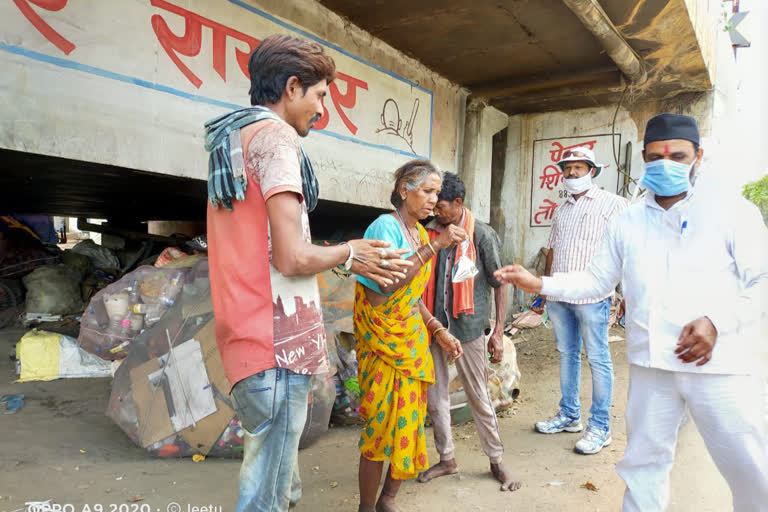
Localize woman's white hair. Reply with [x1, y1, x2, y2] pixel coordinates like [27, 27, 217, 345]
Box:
[390, 159, 440, 208]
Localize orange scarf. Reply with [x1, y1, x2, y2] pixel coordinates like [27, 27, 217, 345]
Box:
[423, 208, 476, 318]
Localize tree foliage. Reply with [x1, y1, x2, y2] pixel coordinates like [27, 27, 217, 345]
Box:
[742, 174, 768, 224]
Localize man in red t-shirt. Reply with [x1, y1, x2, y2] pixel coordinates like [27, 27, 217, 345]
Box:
[206, 35, 411, 512]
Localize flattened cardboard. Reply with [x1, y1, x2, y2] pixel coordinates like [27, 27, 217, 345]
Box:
[178, 320, 236, 454]
[130, 319, 234, 452]
[130, 358, 175, 448]
[196, 320, 231, 394]
[179, 397, 235, 455]
[150, 339, 217, 431]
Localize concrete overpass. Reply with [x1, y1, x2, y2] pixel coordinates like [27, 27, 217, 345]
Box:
[0, 0, 717, 243]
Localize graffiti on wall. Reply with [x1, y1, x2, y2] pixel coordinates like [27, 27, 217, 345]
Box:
[6, 0, 433, 160]
[530, 134, 621, 227]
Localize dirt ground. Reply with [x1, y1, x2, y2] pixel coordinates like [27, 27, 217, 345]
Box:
[0, 325, 731, 512]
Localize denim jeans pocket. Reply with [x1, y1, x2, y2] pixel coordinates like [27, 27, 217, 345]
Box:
[602, 297, 611, 324]
[231, 369, 278, 435]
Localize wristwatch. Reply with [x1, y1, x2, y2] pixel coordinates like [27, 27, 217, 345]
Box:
[342, 242, 354, 271]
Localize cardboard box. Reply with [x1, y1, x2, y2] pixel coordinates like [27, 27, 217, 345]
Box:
[129, 319, 235, 453]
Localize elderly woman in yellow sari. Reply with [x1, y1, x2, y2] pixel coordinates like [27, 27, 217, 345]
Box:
[355, 160, 468, 512]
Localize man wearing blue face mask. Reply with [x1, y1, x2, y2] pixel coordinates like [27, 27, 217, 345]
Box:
[494, 113, 768, 511]
[531, 146, 628, 455]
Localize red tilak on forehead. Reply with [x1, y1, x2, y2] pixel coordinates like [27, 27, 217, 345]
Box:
[663, 143, 670, 155]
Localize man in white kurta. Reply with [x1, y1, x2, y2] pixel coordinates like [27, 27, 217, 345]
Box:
[495, 113, 768, 511]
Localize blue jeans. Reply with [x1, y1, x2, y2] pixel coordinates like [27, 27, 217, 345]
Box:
[547, 298, 613, 432]
[231, 368, 311, 512]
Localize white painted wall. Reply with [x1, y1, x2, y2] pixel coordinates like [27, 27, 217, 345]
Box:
[0, 0, 461, 210]
[697, 0, 768, 196]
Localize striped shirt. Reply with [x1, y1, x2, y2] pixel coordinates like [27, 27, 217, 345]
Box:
[546, 186, 628, 304]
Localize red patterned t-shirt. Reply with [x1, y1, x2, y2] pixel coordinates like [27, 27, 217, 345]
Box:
[208, 119, 329, 390]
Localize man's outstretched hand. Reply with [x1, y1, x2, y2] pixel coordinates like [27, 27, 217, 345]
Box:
[493, 265, 544, 293]
[348, 239, 413, 288]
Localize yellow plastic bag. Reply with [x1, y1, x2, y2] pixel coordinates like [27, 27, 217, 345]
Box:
[16, 329, 111, 382]
[16, 330, 61, 382]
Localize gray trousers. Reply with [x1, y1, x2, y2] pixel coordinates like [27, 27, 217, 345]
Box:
[427, 335, 504, 464]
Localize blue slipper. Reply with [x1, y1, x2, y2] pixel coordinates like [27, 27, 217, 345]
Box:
[0, 394, 25, 414]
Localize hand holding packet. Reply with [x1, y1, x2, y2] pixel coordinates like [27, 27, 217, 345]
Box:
[452, 239, 479, 283]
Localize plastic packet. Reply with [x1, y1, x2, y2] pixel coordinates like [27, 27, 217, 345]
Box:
[541, 307, 553, 329]
[452, 239, 479, 283]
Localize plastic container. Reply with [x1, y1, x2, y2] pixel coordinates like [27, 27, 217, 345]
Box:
[129, 313, 144, 332]
[104, 292, 131, 320]
[128, 280, 141, 303]
[133, 303, 167, 326]
[78, 266, 189, 360]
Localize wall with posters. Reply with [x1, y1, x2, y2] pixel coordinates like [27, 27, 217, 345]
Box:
[528, 134, 622, 228]
[0, 0, 461, 210]
[497, 105, 645, 268]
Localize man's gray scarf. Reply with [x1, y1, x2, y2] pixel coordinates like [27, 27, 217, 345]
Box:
[204, 106, 319, 211]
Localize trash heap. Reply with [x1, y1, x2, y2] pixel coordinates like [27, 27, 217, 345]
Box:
[446, 334, 521, 425]
[78, 266, 189, 359]
[87, 247, 521, 455]
[106, 260, 235, 457]
[316, 270, 364, 426]
[106, 260, 336, 457]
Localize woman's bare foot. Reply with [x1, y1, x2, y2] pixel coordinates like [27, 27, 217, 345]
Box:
[417, 459, 458, 483]
[491, 462, 522, 492]
[375, 494, 401, 512]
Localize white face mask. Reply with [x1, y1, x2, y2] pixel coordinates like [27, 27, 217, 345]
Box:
[563, 173, 593, 195]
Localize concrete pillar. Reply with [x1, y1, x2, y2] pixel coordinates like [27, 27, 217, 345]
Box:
[498, 114, 530, 267]
[460, 101, 509, 223]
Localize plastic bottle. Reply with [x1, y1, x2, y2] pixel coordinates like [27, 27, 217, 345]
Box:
[133, 303, 166, 326]
[157, 276, 182, 307]
[129, 313, 144, 332]
[105, 313, 126, 348]
[107, 315, 123, 336]
[128, 279, 141, 303]
[338, 364, 357, 383]
[119, 317, 133, 338]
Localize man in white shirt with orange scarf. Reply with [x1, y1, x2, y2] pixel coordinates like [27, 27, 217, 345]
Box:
[418, 172, 521, 492]
[494, 113, 768, 511]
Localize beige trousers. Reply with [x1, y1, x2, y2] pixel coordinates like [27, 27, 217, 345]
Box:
[426, 335, 504, 464]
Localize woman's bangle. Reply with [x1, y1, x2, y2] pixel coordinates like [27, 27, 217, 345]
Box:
[432, 326, 447, 336]
[414, 249, 425, 265]
[419, 246, 432, 263]
[427, 241, 436, 256]
[427, 318, 440, 333]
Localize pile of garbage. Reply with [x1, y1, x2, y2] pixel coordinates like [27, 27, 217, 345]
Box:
[106, 260, 336, 457]
[7, 218, 524, 456]
[78, 266, 188, 359]
[7, 216, 209, 379]
[0, 216, 59, 328]
[446, 334, 521, 425]
[0, 279, 25, 329]
[316, 269, 365, 426]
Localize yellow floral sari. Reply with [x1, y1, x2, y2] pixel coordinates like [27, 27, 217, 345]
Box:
[354, 223, 435, 480]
